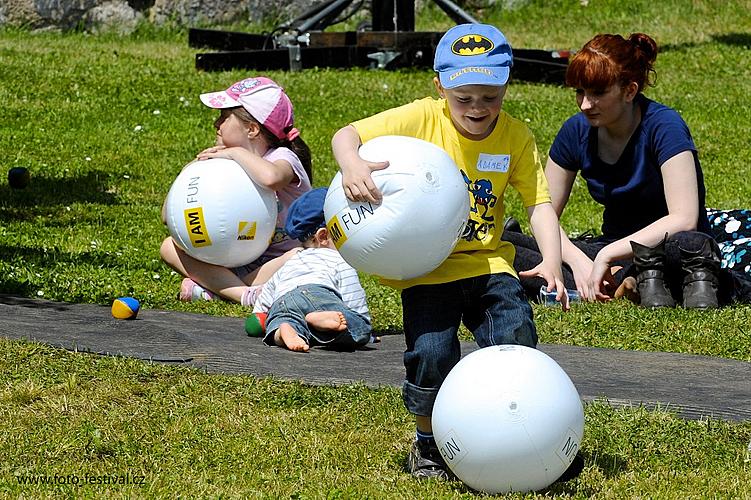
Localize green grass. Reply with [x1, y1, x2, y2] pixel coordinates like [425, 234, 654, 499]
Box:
[1, 339, 749, 498]
[1, 0, 751, 496]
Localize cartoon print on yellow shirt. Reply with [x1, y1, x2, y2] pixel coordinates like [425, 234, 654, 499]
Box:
[461, 170, 497, 242]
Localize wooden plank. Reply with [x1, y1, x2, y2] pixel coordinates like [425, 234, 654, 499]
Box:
[195, 46, 366, 72]
[188, 28, 269, 50]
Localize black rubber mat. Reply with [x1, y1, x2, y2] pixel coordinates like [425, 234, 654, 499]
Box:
[1, 294, 749, 422]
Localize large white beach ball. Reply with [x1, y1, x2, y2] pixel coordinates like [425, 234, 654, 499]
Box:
[164, 158, 277, 267]
[324, 135, 469, 280]
[432, 345, 585, 494]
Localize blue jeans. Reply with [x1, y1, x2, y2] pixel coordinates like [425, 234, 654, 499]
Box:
[400, 273, 537, 416]
[263, 284, 371, 349]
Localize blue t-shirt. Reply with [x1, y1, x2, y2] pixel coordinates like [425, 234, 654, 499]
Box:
[549, 95, 709, 240]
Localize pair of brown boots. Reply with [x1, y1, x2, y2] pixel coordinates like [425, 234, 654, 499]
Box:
[629, 236, 721, 309]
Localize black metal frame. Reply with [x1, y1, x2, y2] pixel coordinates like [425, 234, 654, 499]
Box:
[189, 0, 569, 84]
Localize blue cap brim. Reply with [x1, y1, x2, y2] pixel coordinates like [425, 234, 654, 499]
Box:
[438, 65, 510, 89]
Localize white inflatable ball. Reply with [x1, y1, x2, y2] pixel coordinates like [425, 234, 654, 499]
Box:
[432, 345, 584, 494]
[324, 135, 469, 280]
[164, 158, 277, 267]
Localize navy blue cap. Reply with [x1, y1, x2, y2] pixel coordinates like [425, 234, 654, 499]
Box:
[284, 187, 328, 241]
[434, 23, 514, 89]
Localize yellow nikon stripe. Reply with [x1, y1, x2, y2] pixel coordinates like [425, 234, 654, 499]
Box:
[184, 207, 212, 247]
[326, 216, 348, 250]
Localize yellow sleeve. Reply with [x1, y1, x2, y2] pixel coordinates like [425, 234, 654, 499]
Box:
[508, 128, 550, 208]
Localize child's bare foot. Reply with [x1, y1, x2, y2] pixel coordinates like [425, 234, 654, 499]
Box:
[305, 311, 347, 332]
[274, 323, 310, 352]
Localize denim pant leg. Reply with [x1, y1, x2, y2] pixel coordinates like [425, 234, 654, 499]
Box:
[302, 286, 371, 348]
[264, 285, 371, 348]
[400, 274, 537, 417]
[332, 307, 372, 348]
[401, 281, 463, 417]
[264, 289, 311, 346]
[463, 273, 538, 349]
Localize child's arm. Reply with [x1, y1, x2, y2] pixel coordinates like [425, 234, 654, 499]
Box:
[545, 159, 599, 299]
[332, 125, 389, 203]
[518, 202, 570, 309]
[197, 146, 296, 192]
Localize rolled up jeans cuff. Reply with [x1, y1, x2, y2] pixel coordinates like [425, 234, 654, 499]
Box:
[402, 380, 439, 416]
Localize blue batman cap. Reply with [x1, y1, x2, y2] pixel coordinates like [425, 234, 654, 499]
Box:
[434, 23, 514, 89]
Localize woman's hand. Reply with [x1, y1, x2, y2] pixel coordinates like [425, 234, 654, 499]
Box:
[587, 254, 618, 301]
[564, 252, 595, 301]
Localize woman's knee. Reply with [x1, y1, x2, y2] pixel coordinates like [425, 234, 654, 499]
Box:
[669, 230, 714, 253]
[159, 237, 180, 266]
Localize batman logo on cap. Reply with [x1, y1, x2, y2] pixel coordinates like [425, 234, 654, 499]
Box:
[451, 35, 494, 56]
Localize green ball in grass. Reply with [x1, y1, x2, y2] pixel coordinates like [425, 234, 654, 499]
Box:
[245, 312, 267, 337]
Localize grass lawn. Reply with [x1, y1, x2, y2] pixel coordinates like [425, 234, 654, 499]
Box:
[1, 0, 750, 497]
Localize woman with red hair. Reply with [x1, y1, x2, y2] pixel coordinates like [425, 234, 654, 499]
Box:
[507, 33, 749, 308]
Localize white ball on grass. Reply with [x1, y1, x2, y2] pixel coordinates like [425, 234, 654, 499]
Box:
[432, 345, 585, 494]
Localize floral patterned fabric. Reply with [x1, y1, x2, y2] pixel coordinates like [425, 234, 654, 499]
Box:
[706, 208, 751, 276]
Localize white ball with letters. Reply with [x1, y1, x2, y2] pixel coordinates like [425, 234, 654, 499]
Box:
[324, 135, 469, 280]
[432, 345, 585, 494]
[164, 158, 277, 267]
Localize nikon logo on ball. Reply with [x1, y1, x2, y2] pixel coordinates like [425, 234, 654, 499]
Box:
[236, 221, 257, 241]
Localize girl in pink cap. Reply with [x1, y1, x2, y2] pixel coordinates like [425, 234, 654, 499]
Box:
[160, 76, 313, 306]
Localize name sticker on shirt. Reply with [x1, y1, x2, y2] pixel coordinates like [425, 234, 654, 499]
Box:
[477, 153, 510, 173]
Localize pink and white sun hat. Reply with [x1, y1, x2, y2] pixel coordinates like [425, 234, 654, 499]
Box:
[199, 76, 298, 141]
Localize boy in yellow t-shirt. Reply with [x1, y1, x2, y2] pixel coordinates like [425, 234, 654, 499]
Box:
[332, 23, 568, 479]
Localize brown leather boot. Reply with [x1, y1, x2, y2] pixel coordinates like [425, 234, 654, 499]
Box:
[630, 236, 676, 308]
[680, 239, 721, 309]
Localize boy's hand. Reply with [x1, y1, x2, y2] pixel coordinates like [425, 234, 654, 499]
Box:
[519, 263, 570, 311]
[341, 159, 389, 203]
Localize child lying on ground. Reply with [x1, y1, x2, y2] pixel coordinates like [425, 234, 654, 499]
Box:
[251, 188, 372, 352]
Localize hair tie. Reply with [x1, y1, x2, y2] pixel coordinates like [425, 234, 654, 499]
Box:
[286, 127, 300, 141]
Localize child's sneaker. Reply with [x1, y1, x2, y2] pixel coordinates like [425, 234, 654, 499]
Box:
[406, 439, 451, 480]
[179, 278, 215, 302]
